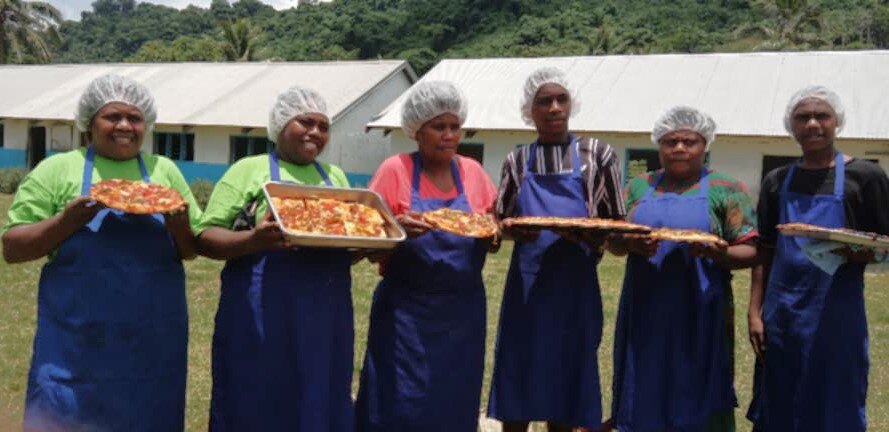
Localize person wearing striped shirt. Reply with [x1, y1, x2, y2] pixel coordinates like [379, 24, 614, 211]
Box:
[487, 67, 625, 432]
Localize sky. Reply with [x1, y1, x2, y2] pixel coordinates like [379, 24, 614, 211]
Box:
[47, 0, 302, 21]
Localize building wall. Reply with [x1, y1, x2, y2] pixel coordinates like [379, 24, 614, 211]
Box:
[0, 119, 29, 168]
[388, 129, 889, 202]
[325, 71, 414, 186]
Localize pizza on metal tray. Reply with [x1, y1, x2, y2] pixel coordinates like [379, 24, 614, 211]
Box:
[271, 196, 387, 238]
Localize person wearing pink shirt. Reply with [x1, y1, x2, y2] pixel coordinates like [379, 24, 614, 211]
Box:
[355, 81, 498, 431]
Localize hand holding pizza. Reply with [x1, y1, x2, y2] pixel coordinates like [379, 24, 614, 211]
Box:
[831, 246, 879, 264]
[163, 202, 191, 228]
[624, 235, 659, 257]
[249, 211, 288, 252]
[397, 211, 433, 238]
[61, 196, 106, 228]
[688, 241, 728, 260]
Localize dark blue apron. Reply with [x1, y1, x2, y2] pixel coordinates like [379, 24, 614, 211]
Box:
[612, 170, 735, 431]
[209, 152, 354, 431]
[24, 146, 188, 432]
[355, 152, 488, 432]
[749, 152, 867, 432]
[487, 137, 604, 429]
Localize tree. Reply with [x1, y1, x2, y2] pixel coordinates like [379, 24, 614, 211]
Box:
[0, 0, 62, 63]
[733, 0, 828, 50]
[220, 18, 262, 61]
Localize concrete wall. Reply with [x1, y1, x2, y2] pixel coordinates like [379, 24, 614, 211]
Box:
[388, 128, 889, 202]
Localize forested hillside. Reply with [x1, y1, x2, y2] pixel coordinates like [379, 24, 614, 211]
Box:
[47, 0, 889, 73]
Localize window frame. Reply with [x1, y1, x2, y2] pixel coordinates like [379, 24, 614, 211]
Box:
[153, 131, 195, 161]
[229, 135, 274, 163]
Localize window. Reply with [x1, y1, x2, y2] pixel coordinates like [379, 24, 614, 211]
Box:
[0, 123, 4, 148]
[761, 155, 798, 181]
[625, 149, 660, 182]
[230, 136, 273, 163]
[154, 132, 195, 161]
[458, 142, 484, 164]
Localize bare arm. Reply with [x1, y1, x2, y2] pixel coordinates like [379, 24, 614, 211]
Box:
[196, 212, 287, 261]
[2, 197, 104, 264]
[748, 246, 772, 359]
[690, 241, 757, 270]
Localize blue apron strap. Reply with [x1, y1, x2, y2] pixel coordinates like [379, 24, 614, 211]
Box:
[833, 152, 845, 197]
[525, 142, 539, 174]
[136, 153, 150, 183]
[313, 161, 334, 186]
[698, 168, 710, 196]
[269, 151, 281, 182]
[642, 171, 664, 201]
[81, 146, 97, 196]
[410, 152, 464, 198]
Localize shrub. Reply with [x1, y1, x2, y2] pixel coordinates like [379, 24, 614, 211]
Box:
[189, 179, 214, 210]
[0, 168, 27, 194]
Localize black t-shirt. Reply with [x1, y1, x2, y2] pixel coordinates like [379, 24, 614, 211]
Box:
[758, 158, 889, 247]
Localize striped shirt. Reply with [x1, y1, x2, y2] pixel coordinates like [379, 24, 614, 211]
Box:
[496, 136, 627, 219]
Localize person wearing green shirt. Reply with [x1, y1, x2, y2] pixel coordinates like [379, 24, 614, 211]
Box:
[608, 106, 758, 432]
[197, 86, 355, 431]
[1, 74, 200, 432]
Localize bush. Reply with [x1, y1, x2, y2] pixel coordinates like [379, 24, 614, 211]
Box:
[189, 179, 214, 210]
[0, 168, 27, 194]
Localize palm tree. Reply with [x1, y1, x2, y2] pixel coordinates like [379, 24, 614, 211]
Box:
[220, 18, 262, 62]
[733, 0, 828, 50]
[0, 0, 62, 63]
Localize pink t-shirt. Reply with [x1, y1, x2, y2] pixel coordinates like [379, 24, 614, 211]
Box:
[369, 153, 497, 216]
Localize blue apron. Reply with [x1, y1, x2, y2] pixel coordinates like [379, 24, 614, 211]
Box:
[24, 146, 188, 432]
[488, 137, 604, 429]
[612, 170, 735, 432]
[355, 152, 488, 432]
[209, 152, 354, 431]
[749, 152, 868, 432]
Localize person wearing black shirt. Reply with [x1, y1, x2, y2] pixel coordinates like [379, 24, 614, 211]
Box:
[747, 86, 889, 432]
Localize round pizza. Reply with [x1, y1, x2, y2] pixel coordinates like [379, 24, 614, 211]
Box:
[421, 208, 499, 238]
[89, 178, 186, 214]
[634, 228, 729, 248]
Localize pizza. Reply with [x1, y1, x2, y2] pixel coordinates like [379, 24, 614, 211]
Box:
[89, 179, 186, 214]
[777, 222, 889, 247]
[502, 216, 652, 234]
[644, 228, 729, 247]
[271, 196, 387, 238]
[421, 208, 499, 238]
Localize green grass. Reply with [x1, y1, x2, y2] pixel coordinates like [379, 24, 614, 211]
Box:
[1, 192, 888, 430]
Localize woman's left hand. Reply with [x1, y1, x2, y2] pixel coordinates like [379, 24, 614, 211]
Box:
[163, 203, 191, 230]
[688, 241, 728, 260]
[397, 211, 433, 238]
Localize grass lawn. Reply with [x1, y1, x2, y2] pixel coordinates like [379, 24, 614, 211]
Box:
[1, 191, 888, 430]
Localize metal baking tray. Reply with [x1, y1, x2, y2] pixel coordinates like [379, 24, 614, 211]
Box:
[263, 181, 406, 249]
[779, 226, 889, 248]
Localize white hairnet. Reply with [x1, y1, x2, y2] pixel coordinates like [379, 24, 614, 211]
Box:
[651, 106, 717, 151]
[75, 74, 157, 132]
[268, 86, 329, 143]
[520, 67, 581, 126]
[783, 85, 845, 134]
[400, 81, 467, 140]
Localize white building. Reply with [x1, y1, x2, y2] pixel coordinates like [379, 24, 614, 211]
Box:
[367, 51, 889, 198]
[0, 60, 416, 185]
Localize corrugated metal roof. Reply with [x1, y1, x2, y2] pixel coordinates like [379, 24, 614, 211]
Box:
[0, 60, 414, 127]
[368, 51, 889, 140]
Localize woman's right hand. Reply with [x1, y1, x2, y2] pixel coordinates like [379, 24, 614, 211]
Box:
[748, 310, 767, 360]
[625, 236, 659, 257]
[61, 196, 105, 228]
[250, 211, 288, 251]
[397, 211, 433, 238]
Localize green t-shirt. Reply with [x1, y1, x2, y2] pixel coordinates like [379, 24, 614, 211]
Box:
[624, 169, 758, 244]
[196, 154, 350, 234]
[1, 147, 202, 235]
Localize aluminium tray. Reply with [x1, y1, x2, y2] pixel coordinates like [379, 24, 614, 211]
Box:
[778, 224, 889, 249]
[263, 181, 406, 250]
